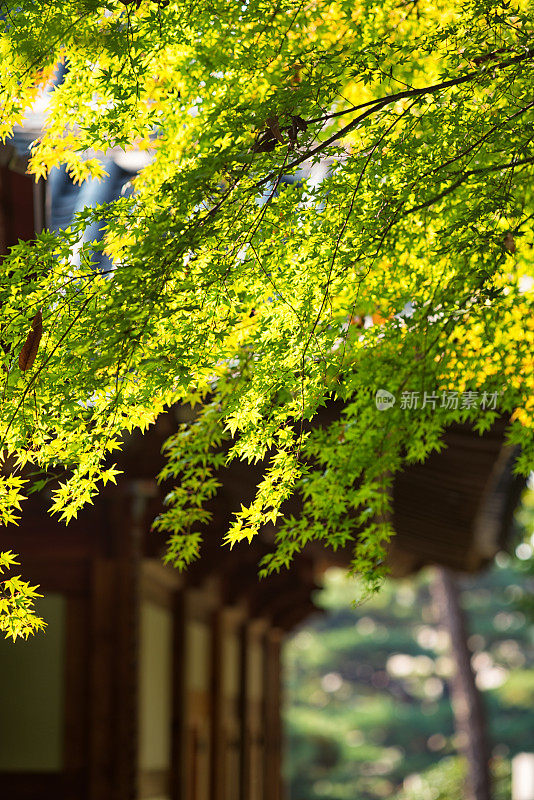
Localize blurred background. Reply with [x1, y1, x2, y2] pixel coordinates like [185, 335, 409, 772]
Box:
[284, 482, 534, 800]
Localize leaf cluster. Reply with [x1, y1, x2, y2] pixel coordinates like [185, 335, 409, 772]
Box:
[0, 0, 533, 633]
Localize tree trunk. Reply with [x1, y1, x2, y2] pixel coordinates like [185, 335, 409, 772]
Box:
[432, 567, 492, 800]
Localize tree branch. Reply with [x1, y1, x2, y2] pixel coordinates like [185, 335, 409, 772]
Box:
[256, 47, 534, 189]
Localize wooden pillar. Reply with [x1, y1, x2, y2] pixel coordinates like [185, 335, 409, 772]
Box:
[64, 591, 91, 800]
[88, 558, 117, 799]
[240, 618, 268, 800]
[211, 606, 245, 800]
[263, 628, 283, 800]
[138, 559, 180, 800]
[88, 483, 145, 800]
[172, 583, 217, 800]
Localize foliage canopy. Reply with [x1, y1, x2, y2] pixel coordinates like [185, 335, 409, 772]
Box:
[0, 0, 533, 636]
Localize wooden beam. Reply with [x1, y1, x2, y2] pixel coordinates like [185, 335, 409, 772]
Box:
[0, 772, 85, 800]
